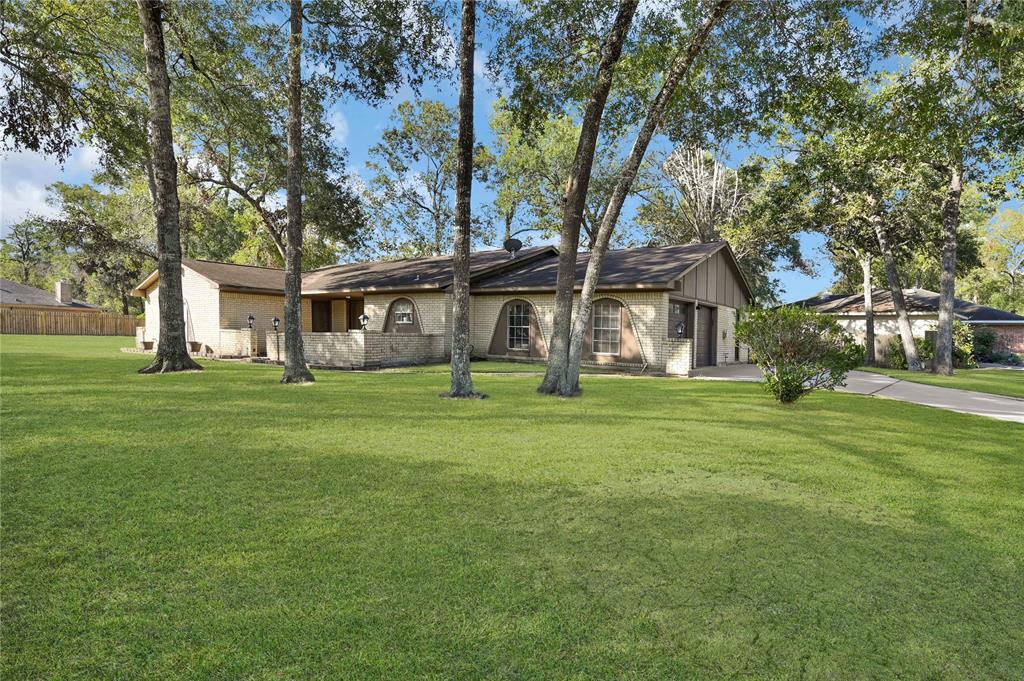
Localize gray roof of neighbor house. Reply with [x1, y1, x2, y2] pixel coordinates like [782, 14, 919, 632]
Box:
[470, 241, 742, 292]
[0, 278, 98, 309]
[302, 247, 555, 293]
[791, 288, 1024, 323]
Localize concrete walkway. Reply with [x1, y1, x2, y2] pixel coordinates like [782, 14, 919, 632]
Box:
[691, 364, 1024, 424]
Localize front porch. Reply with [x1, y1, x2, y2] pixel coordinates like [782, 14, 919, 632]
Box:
[266, 330, 446, 369]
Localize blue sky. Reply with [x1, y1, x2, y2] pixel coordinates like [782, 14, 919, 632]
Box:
[1, 24, 835, 304]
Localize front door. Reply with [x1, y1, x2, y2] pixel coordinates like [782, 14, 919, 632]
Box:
[695, 306, 717, 367]
[347, 298, 365, 329]
[312, 300, 332, 332]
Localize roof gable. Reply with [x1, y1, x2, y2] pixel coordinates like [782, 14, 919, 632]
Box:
[470, 241, 752, 298]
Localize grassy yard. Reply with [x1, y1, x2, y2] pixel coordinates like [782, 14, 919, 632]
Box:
[3, 335, 1023, 679]
[866, 366, 1024, 400]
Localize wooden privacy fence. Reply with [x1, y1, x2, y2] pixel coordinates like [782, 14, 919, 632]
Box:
[0, 307, 140, 336]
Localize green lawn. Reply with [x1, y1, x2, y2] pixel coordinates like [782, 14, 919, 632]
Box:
[3, 335, 1023, 679]
[866, 366, 1024, 400]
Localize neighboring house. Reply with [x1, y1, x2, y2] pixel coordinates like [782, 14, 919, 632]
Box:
[131, 241, 753, 374]
[0, 279, 136, 336]
[1, 278, 99, 312]
[792, 288, 1024, 357]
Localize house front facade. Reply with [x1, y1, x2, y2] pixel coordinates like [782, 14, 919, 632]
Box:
[131, 241, 753, 375]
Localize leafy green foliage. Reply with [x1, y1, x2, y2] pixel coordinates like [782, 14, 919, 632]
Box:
[971, 326, 998, 362]
[886, 321, 975, 370]
[363, 100, 493, 257]
[736, 306, 863, 403]
[887, 335, 933, 371]
[0, 0, 147, 168]
[0, 217, 54, 287]
[486, 100, 627, 246]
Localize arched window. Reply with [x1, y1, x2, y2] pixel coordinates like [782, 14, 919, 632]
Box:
[507, 301, 531, 350]
[393, 299, 414, 325]
[384, 297, 421, 333]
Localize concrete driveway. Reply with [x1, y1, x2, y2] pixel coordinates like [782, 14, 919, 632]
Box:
[691, 364, 1024, 424]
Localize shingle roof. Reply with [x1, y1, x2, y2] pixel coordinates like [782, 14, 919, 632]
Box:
[302, 247, 554, 293]
[471, 241, 728, 291]
[0, 278, 98, 309]
[134, 242, 747, 297]
[183, 259, 286, 293]
[791, 288, 1024, 322]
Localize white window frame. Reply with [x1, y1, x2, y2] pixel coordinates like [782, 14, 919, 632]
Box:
[592, 301, 621, 356]
[506, 302, 531, 351]
[394, 300, 414, 325]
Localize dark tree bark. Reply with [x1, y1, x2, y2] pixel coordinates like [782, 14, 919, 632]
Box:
[871, 212, 922, 371]
[933, 163, 962, 375]
[538, 0, 638, 395]
[447, 0, 479, 398]
[861, 255, 875, 366]
[136, 0, 201, 374]
[280, 0, 314, 384]
[561, 0, 735, 396]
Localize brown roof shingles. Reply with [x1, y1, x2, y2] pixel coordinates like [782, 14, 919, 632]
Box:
[302, 247, 553, 293]
[135, 242, 744, 297]
[470, 242, 725, 291]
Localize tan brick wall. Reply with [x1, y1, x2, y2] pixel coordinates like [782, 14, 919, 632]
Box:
[219, 291, 285, 355]
[363, 292, 448, 336]
[268, 330, 445, 367]
[470, 291, 670, 371]
[664, 339, 693, 375]
[140, 267, 221, 353]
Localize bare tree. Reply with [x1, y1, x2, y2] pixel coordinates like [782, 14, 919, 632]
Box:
[136, 0, 201, 374]
[447, 0, 479, 398]
[658, 145, 743, 243]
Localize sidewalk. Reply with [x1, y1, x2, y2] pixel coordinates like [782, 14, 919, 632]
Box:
[691, 365, 1024, 424]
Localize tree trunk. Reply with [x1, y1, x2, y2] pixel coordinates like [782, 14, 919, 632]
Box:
[538, 0, 638, 395]
[871, 213, 922, 371]
[862, 255, 875, 366]
[933, 163, 962, 375]
[136, 0, 201, 374]
[561, 0, 735, 396]
[280, 0, 314, 384]
[447, 0, 478, 398]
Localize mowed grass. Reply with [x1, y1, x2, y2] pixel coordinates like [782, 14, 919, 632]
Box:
[866, 366, 1024, 400]
[2, 335, 1023, 680]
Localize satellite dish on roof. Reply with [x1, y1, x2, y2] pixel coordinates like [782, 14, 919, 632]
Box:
[503, 237, 523, 257]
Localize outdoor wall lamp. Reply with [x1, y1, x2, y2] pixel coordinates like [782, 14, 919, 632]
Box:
[358, 313, 370, 329]
[272, 316, 280, 331]
[247, 314, 255, 329]
[675, 321, 686, 338]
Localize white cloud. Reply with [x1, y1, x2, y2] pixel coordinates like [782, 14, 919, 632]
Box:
[473, 49, 487, 79]
[0, 145, 103, 235]
[329, 109, 349, 148]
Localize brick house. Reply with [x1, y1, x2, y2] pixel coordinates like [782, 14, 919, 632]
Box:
[131, 241, 753, 375]
[790, 288, 1024, 359]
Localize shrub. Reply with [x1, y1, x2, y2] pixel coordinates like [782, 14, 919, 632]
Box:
[952, 320, 976, 368]
[887, 335, 933, 370]
[972, 326, 998, 362]
[736, 307, 863, 403]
